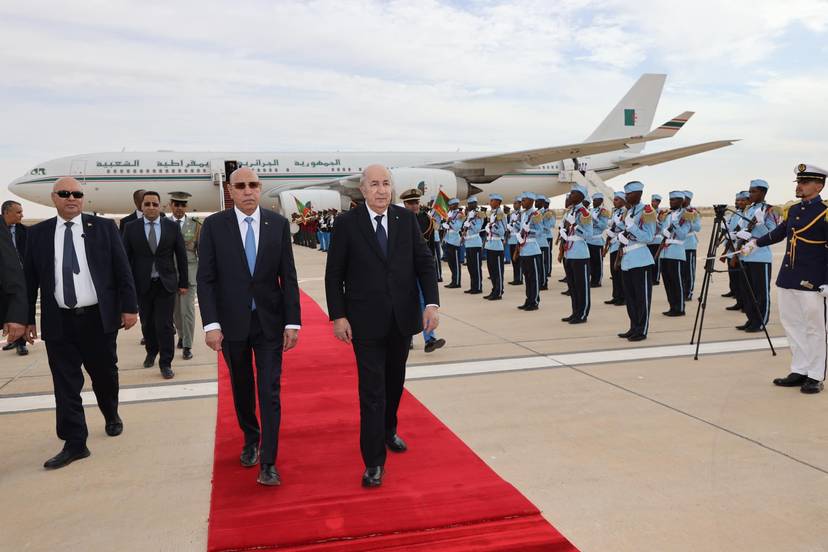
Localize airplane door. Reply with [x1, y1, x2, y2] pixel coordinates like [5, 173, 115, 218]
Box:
[209, 159, 225, 187]
[70, 159, 87, 183]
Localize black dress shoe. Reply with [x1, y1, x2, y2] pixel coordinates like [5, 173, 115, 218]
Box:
[568, 317, 586, 324]
[801, 378, 824, 394]
[539, 285, 549, 291]
[653, 281, 660, 286]
[735, 323, 750, 330]
[463, 289, 474, 293]
[614, 299, 626, 306]
[523, 304, 539, 311]
[628, 334, 647, 342]
[508, 281, 523, 285]
[773, 373, 808, 387]
[517, 304, 528, 310]
[589, 283, 601, 288]
[143, 354, 156, 368]
[662, 310, 685, 317]
[604, 299, 617, 305]
[16, 343, 28, 356]
[561, 315, 574, 322]
[483, 293, 495, 300]
[105, 415, 123, 437]
[182, 347, 193, 360]
[160, 366, 175, 379]
[362, 466, 384, 488]
[489, 295, 502, 301]
[140, 337, 146, 345]
[744, 325, 763, 333]
[725, 304, 744, 311]
[257, 464, 281, 486]
[558, 277, 567, 282]
[177, 338, 183, 349]
[721, 291, 735, 298]
[240, 443, 260, 467]
[2, 342, 16, 351]
[468, 290, 483, 294]
[386, 434, 408, 452]
[44, 446, 91, 470]
[444, 283, 461, 289]
[561, 290, 571, 296]
[424, 338, 445, 353]
[618, 330, 634, 338]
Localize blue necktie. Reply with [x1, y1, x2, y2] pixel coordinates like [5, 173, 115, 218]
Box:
[375, 215, 387, 256]
[244, 217, 257, 310]
[62, 221, 80, 308]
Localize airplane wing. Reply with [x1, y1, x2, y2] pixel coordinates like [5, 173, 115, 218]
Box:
[428, 112, 694, 169]
[614, 140, 738, 169]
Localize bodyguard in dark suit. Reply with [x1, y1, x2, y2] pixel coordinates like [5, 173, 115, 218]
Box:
[118, 189, 145, 234]
[325, 164, 440, 488]
[198, 168, 301, 486]
[1, 222, 27, 344]
[123, 191, 188, 379]
[2, 200, 28, 355]
[24, 177, 138, 469]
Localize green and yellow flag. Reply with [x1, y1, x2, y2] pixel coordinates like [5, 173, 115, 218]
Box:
[433, 189, 450, 219]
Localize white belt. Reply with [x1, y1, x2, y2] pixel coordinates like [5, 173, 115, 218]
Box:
[624, 243, 647, 253]
[666, 239, 684, 245]
[524, 238, 537, 243]
[488, 236, 503, 241]
[568, 236, 585, 242]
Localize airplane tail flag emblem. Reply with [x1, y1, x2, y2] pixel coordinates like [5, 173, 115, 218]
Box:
[433, 190, 451, 219]
[624, 108, 637, 126]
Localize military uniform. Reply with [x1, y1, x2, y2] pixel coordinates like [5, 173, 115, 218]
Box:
[535, 201, 551, 290]
[442, 199, 463, 288]
[483, 195, 507, 300]
[748, 164, 828, 393]
[172, 210, 201, 357]
[507, 198, 523, 284]
[513, 192, 544, 310]
[561, 186, 593, 323]
[586, 193, 610, 287]
[648, 194, 664, 285]
[604, 191, 627, 306]
[724, 191, 749, 306]
[541, 199, 556, 278]
[659, 191, 690, 315]
[462, 197, 484, 294]
[618, 181, 657, 341]
[681, 190, 702, 301]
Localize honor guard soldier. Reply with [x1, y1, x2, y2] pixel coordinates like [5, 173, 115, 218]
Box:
[558, 192, 574, 292]
[513, 192, 544, 311]
[586, 192, 610, 287]
[658, 191, 691, 316]
[507, 196, 523, 285]
[723, 191, 750, 308]
[442, 198, 463, 288]
[742, 164, 828, 394]
[604, 190, 627, 306]
[681, 190, 702, 301]
[617, 181, 657, 341]
[533, 195, 551, 290]
[483, 194, 507, 300]
[170, 192, 201, 360]
[427, 203, 443, 282]
[648, 194, 664, 285]
[560, 185, 593, 323]
[734, 179, 779, 332]
[462, 196, 484, 294]
[541, 198, 556, 279]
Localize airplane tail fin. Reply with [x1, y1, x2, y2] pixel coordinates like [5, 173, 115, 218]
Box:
[585, 73, 666, 154]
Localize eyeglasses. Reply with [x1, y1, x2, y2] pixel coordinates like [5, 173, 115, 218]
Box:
[54, 190, 84, 199]
[232, 181, 260, 190]
[143, 202, 160, 207]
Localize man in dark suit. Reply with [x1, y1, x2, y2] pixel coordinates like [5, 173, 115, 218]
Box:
[2, 200, 28, 355]
[123, 191, 188, 379]
[198, 167, 301, 486]
[24, 177, 138, 469]
[118, 189, 145, 234]
[1, 222, 27, 346]
[325, 164, 440, 488]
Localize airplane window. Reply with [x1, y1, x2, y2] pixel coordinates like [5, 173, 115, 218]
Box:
[275, 168, 278, 173]
[286, 168, 290, 172]
[106, 169, 110, 174]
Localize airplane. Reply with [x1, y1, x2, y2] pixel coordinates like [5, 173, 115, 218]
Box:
[8, 74, 736, 219]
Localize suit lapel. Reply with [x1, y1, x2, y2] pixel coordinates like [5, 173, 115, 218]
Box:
[253, 210, 271, 276]
[356, 204, 388, 263]
[45, 218, 57, 291]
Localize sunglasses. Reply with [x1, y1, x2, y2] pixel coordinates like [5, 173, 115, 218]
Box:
[232, 181, 260, 190]
[54, 190, 84, 199]
[143, 202, 160, 207]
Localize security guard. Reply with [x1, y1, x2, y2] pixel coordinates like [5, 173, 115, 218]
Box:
[723, 191, 750, 308]
[659, 191, 690, 316]
[541, 197, 556, 279]
[507, 196, 524, 285]
[513, 192, 544, 311]
[604, 190, 627, 306]
[462, 196, 484, 294]
[170, 192, 201, 360]
[484, 194, 507, 300]
[560, 185, 593, 323]
[735, 179, 779, 332]
[681, 190, 702, 301]
[743, 164, 828, 393]
[586, 192, 610, 287]
[648, 194, 664, 285]
[533, 194, 551, 290]
[442, 198, 463, 288]
[617, 181, 657, 341]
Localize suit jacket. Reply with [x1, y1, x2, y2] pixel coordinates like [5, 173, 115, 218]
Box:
[123, 217, 188, 295]
[197, 208, 301, 342]
[24, 214, 138, 340]
[8, 223, 26, 261]
[325, 203, 439, 339]
[0, 223, 27, 325]
[119, 211, 139, 235]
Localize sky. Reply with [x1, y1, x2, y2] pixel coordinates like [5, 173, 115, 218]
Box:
[2, 0, 828, 217]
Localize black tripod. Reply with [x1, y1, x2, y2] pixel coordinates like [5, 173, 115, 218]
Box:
[690, 204, 776, 360]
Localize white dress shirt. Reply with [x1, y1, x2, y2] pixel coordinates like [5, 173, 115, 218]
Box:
[203, 207, 300, 332]
[54, 214, 98, 308]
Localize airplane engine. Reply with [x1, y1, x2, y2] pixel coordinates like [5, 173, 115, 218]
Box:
[389, 168, 469, 202]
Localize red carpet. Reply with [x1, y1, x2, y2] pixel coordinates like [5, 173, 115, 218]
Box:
[207, 292, 578, 551]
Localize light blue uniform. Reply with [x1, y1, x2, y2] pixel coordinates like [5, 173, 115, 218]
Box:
[607, 207, 626, 254]
[563, 206, 593, 259]
[484, 211, 507, 251]
[740, 202, 777, 264]
[462, 210, 484, 248]
[659, 208, 691, 261]
[586, 205, 609, 247]
[516, 208, 544, 257]
[620, 203, 656, 270]
[444, 209, 463, 246]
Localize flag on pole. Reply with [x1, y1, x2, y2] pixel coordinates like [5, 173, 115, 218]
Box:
[433, 189, 451, 219]
[293, 196, 309, 215]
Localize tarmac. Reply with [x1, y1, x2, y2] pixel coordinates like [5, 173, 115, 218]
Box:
[1, 219, 827, 552]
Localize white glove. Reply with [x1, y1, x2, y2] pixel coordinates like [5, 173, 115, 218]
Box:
[441, 223, 449, 230]
[565, 213, 576, 224]
[522, 223, 531, 232]
[754, 209, 765, 225]
[728, 231, 738, 241]
[661, 228, 671, 239]
[736, 230, 752, 241]
[463, 221, 471, 229]
[618, 233, 630, 245]
[606, 230, 616, 239]
[820, 285, 828, 298]
[740, 239, 757, 256]
[560, 233, 571, 242]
